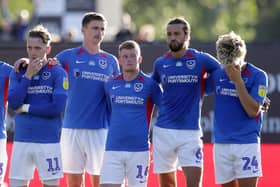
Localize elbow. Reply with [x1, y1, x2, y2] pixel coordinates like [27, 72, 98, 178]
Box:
[51, 102, 66, 117]
[8, 93, 22, 110]
[248, 112, 259, 118]
[247, 106, 261, 118]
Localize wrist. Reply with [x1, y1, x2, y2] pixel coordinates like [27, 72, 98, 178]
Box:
[22, 104, 30, 113]
[23, 73, 32, 80]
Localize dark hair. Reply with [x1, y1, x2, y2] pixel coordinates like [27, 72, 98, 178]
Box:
[167, 17, 191, 37]
[28, 24, 51, 45]
[118, 40, 141, 56]
[82, 12, 107, 27]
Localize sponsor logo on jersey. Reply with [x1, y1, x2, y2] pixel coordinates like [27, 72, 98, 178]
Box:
[112, 85, 121, 90]
[219, 78, 227, 82]
[33, 75, 40, 80]
[75, 60, 87, 64]
[89, 60, 95, 66]
[167, 75, 198, 83]
[176, 61, 183, 67]
[186, 60, 196, 69]
[28, 85, 53, 94]
[98, 60, 107, 69]
[42, 71, 51, 80]
[63, 77, 69, 90]
[113, 95, 144, 105]
[125, 83, 131, 88]
[160, 74, 167, 84]
[216, 86, 238, 97]
[163, 64, 172, 68]
[73, 69, 81, 78]
[258, 85, 266, 97]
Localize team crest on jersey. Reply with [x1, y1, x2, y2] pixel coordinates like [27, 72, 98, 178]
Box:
[134, 83, 143, 92]
[42, 72, 51, 80]
[63, 77, 69, 90]
[98, 60, 107, 69]
[73, 68, 81, 78]
[176, 61, 183, 67]
[89, 60, 95, 66]
[186, 60, 196, 70]
[258, 85, 266, 97]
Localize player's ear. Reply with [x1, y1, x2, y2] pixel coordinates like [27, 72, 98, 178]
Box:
[118, 58, 122, 66]
[138, 56, 143, 64]
[46, 46, 52, 55]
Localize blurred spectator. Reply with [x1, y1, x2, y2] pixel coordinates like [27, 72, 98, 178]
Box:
[135, 24, 155, 42]
[10, 9, 30, 40]
[0, 0, 13, 40]
[114, 13, 136, 42]
[62, 28, 78, 42]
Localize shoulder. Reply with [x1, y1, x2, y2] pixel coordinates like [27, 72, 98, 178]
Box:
[154, 52, 173, 66]
[56, 46, 82, 58]
[188, 48, 217, 61]
[99, 51, 118, 63]
[246, 63, 268, 79]
[139, 72, 157, 85]
[0, 61, 13, 74]
[46, 64, 67, 76]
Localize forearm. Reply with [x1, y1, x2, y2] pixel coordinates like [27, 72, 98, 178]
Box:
[29, 95, 67, 117]
[234, 81, 261, 117]
[8, 75, 30, 109]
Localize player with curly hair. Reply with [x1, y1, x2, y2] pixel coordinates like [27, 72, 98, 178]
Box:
[206, 31, 268, 187]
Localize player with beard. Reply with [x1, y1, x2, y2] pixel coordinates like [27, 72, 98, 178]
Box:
[151, 17, 221, 187]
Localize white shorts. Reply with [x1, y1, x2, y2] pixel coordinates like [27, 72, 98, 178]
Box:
[0, 138, 7, 184]
[214, 143, 262, 184]
[60, 128, 107, 175]
[100, 151, 149, 187]
[9, 142, 63, 181]
[152, 126, 203, 173]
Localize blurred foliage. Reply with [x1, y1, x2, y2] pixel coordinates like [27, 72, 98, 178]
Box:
[0, 0, 33, 25]
[123, 0, 280, 42]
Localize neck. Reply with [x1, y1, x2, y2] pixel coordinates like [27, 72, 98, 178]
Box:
[83, 41, 100, 54]
[171, 46, 187, 59]
[123, 70, 139, 81]
[240, 61, 247, 71]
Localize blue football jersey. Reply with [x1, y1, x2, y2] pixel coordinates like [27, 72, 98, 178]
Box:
[152, 48, 221, 130]
[8, 64, 68, 143]
[56, 46, 120, 129]
[206, 63, 268, 143]
[0, 61, 12, 139]
[104, 72, 161, 151]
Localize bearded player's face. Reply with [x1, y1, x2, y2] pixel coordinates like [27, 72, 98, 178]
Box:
[166, 24, 187, 52]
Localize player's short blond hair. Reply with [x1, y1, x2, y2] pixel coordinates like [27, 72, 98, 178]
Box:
[216, 31, 246, 66]
[118, 40, 141, 56]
